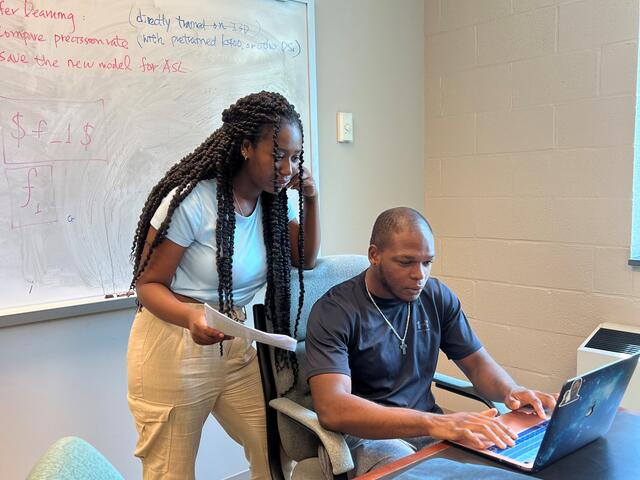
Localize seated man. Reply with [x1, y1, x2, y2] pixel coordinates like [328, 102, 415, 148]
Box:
[305, 207, 557, 478]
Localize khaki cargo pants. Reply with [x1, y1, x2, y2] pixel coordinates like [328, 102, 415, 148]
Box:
[127, 304, 269, 479]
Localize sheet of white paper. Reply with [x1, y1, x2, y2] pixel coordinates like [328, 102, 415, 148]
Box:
[204, 303, 297, 352]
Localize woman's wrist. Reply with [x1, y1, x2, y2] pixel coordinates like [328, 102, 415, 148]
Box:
[184, 308, 202, 330]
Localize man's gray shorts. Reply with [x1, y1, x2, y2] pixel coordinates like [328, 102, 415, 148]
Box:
[342, 434, 439, 478]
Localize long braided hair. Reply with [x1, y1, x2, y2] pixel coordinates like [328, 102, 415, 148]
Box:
[130, 91, 305, 392]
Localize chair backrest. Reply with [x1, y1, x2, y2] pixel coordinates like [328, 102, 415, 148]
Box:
[255, 254, 370, 473]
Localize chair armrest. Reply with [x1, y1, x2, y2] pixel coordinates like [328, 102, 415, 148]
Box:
[433, 372, 510, 415]
[269, 397, 354, 475]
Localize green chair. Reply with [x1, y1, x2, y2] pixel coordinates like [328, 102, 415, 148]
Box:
[27, 436, 124, 480]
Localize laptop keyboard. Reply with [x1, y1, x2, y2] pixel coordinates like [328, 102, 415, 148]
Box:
[487, 420, 549, 463]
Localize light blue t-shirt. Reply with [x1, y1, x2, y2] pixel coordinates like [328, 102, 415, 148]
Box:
[150, 179, 298, 306]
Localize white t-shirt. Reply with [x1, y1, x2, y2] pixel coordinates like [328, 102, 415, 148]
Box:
[150, 179, 297, 306]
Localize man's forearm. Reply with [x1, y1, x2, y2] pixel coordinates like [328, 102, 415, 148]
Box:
[310, 373, 518, 448]
[456, 349, 519, 403]
[316, 390, 517, 451]
[316, 392, 433, 439]
[468, 365, 519, 402]
[457, 348, 558, 419]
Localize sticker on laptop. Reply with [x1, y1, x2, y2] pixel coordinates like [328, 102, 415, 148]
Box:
[558, 377, 583, 407]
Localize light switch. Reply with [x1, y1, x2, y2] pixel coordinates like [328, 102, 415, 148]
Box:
[336, 112, 353, 143]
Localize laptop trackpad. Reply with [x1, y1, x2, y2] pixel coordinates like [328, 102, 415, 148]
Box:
[499, 410, 547, 434]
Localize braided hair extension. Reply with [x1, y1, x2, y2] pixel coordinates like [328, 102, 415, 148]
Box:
[129, 92, 306, 392]
[260, 109, 307, 396]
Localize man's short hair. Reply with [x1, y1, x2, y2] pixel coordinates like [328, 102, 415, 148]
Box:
[369, 207, 433, 249]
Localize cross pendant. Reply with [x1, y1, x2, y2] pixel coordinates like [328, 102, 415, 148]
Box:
[400, 341, 407, 355]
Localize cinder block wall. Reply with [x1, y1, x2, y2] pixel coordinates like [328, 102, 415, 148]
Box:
[424, 0, 639, 407]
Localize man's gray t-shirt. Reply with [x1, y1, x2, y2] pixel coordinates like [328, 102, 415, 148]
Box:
[305, 271, 482, 413]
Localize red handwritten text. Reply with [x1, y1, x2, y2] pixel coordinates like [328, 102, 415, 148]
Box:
[66, 58, 95, 70]
[54, 33, 128, 49]
[33, 53, 59, 68]
[1, 98, 107, 165]
[163, 59, 185, 73]
[139, 56, 185, 74]
[0, 1, 19, 16]
[0, 50, 29, 64]
[98, 55, 131, 71]
[23, 1, 76, 33]
[139, 56, 158, 72]
[20, 167, 38, 207]
[0, 27, 45, 45]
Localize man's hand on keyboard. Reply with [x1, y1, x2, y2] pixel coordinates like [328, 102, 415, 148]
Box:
[427, 408, 518, 450]
[505, 387, 558, 419]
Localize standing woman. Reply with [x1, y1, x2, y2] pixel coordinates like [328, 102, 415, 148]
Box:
[127, 91, 320, 480]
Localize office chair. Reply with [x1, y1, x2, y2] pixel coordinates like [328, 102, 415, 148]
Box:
[254, 254, 507, 480]
[27, 436, 124, 480]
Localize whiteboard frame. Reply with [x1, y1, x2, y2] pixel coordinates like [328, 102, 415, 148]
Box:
[0, 0, 319, 328]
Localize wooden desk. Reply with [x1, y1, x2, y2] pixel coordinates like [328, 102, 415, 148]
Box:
[355, 411, 640, 480]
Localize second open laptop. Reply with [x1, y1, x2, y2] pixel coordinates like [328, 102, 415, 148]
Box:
[451, 351, 639, 473]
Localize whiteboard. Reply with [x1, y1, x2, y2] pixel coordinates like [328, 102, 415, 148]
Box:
[0, 0, 316, 316]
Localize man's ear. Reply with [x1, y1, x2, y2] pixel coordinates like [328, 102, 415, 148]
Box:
[368, 244, 380, 266]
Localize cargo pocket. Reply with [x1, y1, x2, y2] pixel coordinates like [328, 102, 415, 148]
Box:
[128, 395, 174, 474]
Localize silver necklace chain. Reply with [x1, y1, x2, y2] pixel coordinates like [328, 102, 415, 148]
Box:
[364, 277, 411, 355]
[232, 189, 246, 217]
